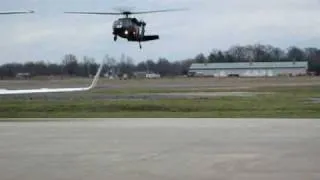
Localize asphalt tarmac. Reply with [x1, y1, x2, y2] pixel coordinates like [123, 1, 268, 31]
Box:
[0, 118, 320, 180]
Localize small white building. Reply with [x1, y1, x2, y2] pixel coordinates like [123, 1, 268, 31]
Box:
[133, 72, 161, 79]
[189, 62, 308, 77]
[16, 73, 31, 79]
[146, 73, 161, 79]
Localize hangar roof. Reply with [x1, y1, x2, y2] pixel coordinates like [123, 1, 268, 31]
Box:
[190, 61, 308, 70]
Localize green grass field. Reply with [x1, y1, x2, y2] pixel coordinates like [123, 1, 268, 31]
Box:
[0, 85, 320, 118]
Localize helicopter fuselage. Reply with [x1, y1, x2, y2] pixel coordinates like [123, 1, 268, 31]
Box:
[112, 18, 140, 40]
[112, 17, 159, 43]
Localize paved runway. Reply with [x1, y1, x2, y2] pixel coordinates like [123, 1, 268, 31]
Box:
[1, 118, 320, 180]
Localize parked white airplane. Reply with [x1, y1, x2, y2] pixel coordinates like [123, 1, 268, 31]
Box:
[0, 63, 103, 95]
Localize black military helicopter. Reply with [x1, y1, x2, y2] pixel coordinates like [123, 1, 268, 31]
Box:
[0, 10, 34, 15]
[64, 8, 186, 49]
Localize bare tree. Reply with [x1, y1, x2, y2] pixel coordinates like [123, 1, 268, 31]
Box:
[103, 54, 117, 77]
[62, 54, 78, 76]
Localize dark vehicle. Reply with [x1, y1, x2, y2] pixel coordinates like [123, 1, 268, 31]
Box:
[64, 8, 186, 49]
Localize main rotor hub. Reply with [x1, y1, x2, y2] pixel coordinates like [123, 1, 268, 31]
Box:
[122, 11, 132, 17]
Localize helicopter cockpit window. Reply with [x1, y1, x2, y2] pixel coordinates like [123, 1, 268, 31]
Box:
[113, 21, 123, 28]
[115, 19, 132, 28]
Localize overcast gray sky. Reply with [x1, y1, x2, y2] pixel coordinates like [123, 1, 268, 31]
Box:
[1, 0, 320, 64]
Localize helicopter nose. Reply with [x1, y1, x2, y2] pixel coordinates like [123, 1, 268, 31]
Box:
[113, 27, 122, 34]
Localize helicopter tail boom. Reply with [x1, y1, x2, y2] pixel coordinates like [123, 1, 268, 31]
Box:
[140, 35, 159, 41]
[127, 35, 159, 42]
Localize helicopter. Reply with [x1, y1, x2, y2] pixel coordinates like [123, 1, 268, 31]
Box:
[0, 10, 34, 15]
[64, 8, 186, 49]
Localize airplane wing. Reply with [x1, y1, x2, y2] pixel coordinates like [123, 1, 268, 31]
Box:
[0, 62, 103, 95]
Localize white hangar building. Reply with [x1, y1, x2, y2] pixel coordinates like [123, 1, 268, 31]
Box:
[189, 62, 308, 77]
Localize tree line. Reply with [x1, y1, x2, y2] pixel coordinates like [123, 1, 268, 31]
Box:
[1, 44, 320, 79]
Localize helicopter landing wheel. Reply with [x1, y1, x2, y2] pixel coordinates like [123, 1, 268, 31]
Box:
[114, 35, 117, 41]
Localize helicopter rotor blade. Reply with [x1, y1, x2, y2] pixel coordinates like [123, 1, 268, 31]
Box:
[113, 6, 135, 13]
[0, 10, 34, 15]
[64, 8, 188, 16]
[129, 8, 188, 15]
[64, 11, 122, 15]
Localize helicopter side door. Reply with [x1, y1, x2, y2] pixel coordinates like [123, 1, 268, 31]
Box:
[127, 18, 139, 35]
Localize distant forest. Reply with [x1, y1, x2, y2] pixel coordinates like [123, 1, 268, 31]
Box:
[1, 44, 320, 78]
